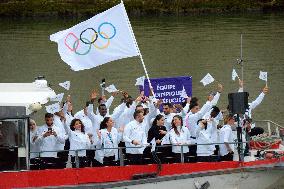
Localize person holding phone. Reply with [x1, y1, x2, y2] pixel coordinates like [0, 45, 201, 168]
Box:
[34, 113, 65, 169]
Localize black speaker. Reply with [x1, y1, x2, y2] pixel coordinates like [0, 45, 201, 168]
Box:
[228, 92, 249, 114]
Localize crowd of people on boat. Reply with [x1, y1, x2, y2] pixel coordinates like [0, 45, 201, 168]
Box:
[28, 80, 269, 169]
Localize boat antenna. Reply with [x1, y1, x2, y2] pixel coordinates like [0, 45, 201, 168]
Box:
[236, 34, 244, 89]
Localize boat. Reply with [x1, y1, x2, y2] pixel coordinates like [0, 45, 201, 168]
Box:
[0, 78, 283, 189]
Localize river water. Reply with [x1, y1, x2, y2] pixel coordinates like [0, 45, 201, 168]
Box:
[0, 12, 283, 124]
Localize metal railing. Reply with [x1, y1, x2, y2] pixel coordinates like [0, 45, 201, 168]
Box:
[27, 141, 248, 168]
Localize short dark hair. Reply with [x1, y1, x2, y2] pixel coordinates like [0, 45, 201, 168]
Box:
[98, 104, 107, 110]
[189, 102, 198, 110]
[45, 113, 53, 118]
[190, 97, 199, 104]
[211, 106, 220, 114]
[133, 110, 144, 119]
[163, 103, 173, 108]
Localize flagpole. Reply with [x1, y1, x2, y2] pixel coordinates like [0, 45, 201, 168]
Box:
[240, 34, 244, 89]
[120, 0, 156, 97]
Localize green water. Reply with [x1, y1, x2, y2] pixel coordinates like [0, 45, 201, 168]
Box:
[0, 13, 283, 125]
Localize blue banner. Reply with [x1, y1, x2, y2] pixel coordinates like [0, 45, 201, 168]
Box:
[143, 76, 192, 104]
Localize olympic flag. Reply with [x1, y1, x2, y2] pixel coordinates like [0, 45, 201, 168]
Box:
[50, 3, 139, 71]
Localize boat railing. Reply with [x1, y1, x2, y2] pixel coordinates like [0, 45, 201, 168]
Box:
[27, 141, 263, 169]
[254, 120, 284, 138]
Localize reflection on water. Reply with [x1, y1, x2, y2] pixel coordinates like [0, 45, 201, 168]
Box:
[0, 13, 283, 124]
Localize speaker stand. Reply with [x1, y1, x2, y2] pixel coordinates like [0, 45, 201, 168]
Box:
[236, 114, 244, 162]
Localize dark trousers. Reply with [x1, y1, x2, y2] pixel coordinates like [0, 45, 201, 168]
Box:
[0, 148, 17, 171]
[188, 145, 197, 163]
[103, 156, 116, 166]
[127, 154, 143, 165]
[220, 153, 233, 161]
[71, 156, 89, 168]
[39, 157, 61, 169]
[86, 149, 95, 167]
[173, 152, 190, 163]
[197, 156, 215, 162]
[30, 158, 42, 170]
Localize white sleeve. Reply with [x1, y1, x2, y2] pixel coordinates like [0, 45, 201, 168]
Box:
[211, 92, 220, 106]
[55, 131, 65, 144]
[111, 103, 126, 121]
[223, 128, 230, 143]
[105, 96, 114, 109]
[63, 121, 72, 136]
[249, 92, 265, 110]
[142, 131, 148, 145]
[196, 101, 212, 120]
[169, 132, 178, 145]
[185, 128, 193, 144]
[123, 124, 132, 143]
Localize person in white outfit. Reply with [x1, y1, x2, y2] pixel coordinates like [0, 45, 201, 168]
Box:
[74, 102, 95, 167]
[97, 117, 123, 166]
[34, 113, 65, 169]
[169, 115, 193, 163]
[64, 118, 92, 168]
[219, 115, 235, 161]
[29, 119, 41, 169]
[123, 110, 148, 165]
[196, 119, 216, 162]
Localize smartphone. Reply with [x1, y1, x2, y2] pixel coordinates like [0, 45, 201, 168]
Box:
[48, 128, 52, 132]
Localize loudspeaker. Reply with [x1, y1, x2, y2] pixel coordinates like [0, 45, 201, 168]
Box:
[228, 92, 249, 114]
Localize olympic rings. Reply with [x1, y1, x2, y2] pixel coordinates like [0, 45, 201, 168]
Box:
[64, 22, 117, 55]
[80, 28, 98, 45]
[98, 22, 116, 40]
[92, 32, 110, 50]
[73, 37, 92, 56]
[64, 33, 79, 52]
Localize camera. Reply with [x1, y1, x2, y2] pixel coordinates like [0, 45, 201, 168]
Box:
[48, 128, 52, 132]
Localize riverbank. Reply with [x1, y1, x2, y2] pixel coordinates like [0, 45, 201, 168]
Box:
[0, 0, 283, 17]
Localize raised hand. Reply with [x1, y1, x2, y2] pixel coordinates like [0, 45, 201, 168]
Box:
[90, 89, 98, 101]
[262, 86, 269, 94]
[217, 83, 223, 93]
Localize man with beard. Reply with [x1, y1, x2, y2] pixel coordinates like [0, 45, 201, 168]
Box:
[34, 113, 65, 169]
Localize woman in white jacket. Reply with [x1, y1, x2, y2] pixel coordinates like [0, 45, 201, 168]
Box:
[196, 119, 216, 162]
[64, 118, 92, 168]
[169, 115, 193, 163]
[97, 117, 122, 166]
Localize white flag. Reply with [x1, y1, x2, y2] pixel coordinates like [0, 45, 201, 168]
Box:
[180, 86, 188, 98]
[50, 3, 139, 71]
[200, 73, 215, 86]
[135, 76, 145, 87]
[105, 84, 119, 93]
[232, 69, 239, 81]
[46, 102, 61, 114]
[259, 71, 268, 81]
[150, 138, 156, 152]
[59, 81, 71, 90]
[50, 93, 64, 102]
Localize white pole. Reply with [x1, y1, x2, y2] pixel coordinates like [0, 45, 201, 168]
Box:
[120, 0, 156, 97]
[241, 34, 244, 90]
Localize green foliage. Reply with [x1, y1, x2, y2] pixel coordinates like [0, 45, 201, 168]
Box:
[0, 0, 282, 17]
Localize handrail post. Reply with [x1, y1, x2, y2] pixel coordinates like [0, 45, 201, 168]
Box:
[267, 121, 271, 136]
[119, 147, 124, 166]
[276, 126, 280, 138]
[75, 150, 79, 168]
[180, 145, 184, 163]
